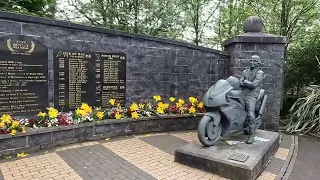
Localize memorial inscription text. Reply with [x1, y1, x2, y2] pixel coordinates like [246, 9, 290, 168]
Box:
[54, 50, 126, 110]
[0, 35, 48, 115]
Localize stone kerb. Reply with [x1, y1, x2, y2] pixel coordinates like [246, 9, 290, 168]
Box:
[223, 24, 288, 130]
[0, 114, 201, 158]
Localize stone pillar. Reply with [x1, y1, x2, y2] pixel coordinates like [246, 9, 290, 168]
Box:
[222, 16, 288, 130]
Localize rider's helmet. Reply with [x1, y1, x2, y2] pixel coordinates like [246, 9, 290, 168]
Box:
[226, 76, 240, 90]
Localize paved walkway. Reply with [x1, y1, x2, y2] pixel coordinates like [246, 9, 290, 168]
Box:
[289, 135, 320, 180]
[0, 131, 292, 180]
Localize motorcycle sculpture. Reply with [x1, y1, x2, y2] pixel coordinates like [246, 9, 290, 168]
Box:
[198, 76, 268, 147]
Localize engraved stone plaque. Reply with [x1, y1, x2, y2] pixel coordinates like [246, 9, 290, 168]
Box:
[54, 50, 126, 111]
[0, 35, 48, 115]
[228, 153, 249, 163]
[95, 53, 126, 108]
[54, 50, 95, 111]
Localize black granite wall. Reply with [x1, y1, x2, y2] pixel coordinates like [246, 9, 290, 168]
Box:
[0, 12, 287, 130]
[0, 12, 229, 107]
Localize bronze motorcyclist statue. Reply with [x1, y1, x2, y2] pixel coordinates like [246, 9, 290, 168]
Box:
[198, 54, 267, 147]
[240, 55, 264, 144]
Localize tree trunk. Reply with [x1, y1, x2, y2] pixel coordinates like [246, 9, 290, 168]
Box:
[134, 0, 139, 33]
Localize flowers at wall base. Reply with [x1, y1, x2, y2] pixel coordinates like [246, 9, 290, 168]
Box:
[96, 111, 104, 120]
[76, 108, 86, 118]
[1, 114, 12, 124]
[189, 97, 198, 105]
[131, 112, 139, 119]
[189, 107, 196, 114]
[130, 103, 138, 112]
[115, 112, 122, 120]
[153, 95, 161, 101]
[109, 99, 116, 106]
[47, 107, 58, 119]
[80, 103, 92, 114]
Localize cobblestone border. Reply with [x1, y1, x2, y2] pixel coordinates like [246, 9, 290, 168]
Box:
[0, 114, 201, 158]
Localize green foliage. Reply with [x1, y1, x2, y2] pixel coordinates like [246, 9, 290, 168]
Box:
[285, 39, 320, 94]
[0, 0, 56, 18]
[66, 0, 185, 39]
[286, 84, 320, 133]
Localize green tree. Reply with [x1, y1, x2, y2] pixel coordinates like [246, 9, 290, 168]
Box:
[66, 0, 185, 39]
[181, 0, 220, 45]
[0, 0, 57, 18]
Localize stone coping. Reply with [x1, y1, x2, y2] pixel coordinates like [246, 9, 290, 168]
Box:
[0, 11, 229, 56]
[0, 114, 202, 157]
[222, 32, 289, 47]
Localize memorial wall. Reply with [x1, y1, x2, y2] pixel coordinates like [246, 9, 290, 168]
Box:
[0, 12, 229, 116]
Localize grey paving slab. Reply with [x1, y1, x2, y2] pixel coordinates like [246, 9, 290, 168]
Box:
[57, 144, 156, 180]
[289, 135, 320, 180]
[140, 134, 189, 155]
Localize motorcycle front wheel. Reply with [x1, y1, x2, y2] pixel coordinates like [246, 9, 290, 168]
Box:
[198, 115, 222, 147]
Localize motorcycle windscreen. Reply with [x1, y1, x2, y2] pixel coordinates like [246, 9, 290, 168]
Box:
[203, 79, 233, 107]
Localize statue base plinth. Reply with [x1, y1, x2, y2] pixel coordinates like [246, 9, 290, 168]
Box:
[174, 130, 279, 180]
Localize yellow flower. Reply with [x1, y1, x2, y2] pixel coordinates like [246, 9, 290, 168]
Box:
[109, 99, 116, 106]
[169, 97, 175, 102]
[47, 107, 58, 119]
[176, 102, 183, 108]
[37, 111, 46, 117]
[178, 99, 185, 105]
[130, 103, 138, 112]
[80, 103, 92, 113]
[17, 152, 28, 158]
[48, 110, 58, 119]
[12, 121, 20, 128]
[189, 107, 196, 114]
[156, 107, 164, 114]
[96, 112, 104, 120]
[1, 114, 12, 123]
[131, 112, 139, 119]
[115, 112, 122, 120]
[198, 102, 204, 108]
[10, 129, 16, 136]
[22, 127, 26, 133]
[179, 107, 185, 113]
[46, 107, 57, 112]
[76, 108, 86, 118]
[153, 95, 161, 101]
[139, 103, 145, 109]
[0, 122, 4, 128]
[189, 97, 198, 105]
[158, 102, 169, 110]
[94, 106, 101, 110]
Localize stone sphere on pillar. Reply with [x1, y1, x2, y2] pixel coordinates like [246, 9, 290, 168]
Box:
[243, 16, 264, 33]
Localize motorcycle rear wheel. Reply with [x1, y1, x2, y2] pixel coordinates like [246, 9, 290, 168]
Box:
[198, 116, 222, 147]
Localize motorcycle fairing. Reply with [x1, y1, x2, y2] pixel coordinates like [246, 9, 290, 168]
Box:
[220, 99, 247, 137]
[203, 79, 233, 107]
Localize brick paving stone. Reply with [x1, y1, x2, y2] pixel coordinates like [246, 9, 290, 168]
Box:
[140, 134, 188, 155]
[0, 153, 81, 180]
[102, 138, 224, 180]
[274, 147, 289, 160]
[57, 144, 155, 180]
[170, 131, 198, 142]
